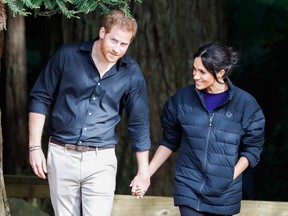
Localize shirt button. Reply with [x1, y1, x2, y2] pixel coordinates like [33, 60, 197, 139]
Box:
[78, 141, 82, 144]
[93, 97, 96, 100]
[84, 127, 87, 130]
[88, 112, 92, 115]
[98, 83, 100, 85]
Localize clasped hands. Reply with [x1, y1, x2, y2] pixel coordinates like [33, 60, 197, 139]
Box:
[130, 174, 150, 199]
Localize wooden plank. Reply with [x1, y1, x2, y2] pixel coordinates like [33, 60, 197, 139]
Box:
[236, 200, 288, 216]
[112, 198, 288, 216]
[4, 175, 288, 215]
[4, 175, 48, 184]
[5, 184, 50, 198]
[4, 175, 49, 198]
[112, 195, 180, 216]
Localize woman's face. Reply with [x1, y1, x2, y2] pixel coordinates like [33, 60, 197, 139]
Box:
[193, 57, 216, 92]
[192, 57, 225, 93]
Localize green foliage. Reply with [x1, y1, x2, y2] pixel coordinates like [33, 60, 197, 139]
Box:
[2, 0, 142, 18]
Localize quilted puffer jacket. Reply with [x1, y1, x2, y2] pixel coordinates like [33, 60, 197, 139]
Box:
[160, 83, 265, 215]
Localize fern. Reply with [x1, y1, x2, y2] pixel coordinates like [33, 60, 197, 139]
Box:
[2, 0, 30, 16]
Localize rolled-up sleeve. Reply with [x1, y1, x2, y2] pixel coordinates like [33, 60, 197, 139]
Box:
[29, 48, 62, 115]
[125, 69, 151, 152]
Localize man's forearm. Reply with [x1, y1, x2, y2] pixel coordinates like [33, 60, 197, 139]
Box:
[136, 150, 149, 174]
[28, 112, 46, 147]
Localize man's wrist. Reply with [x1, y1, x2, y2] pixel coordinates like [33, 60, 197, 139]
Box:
[29, 145, 42, 152]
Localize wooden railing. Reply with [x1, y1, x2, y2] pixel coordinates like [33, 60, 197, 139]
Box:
[4, 175, 288, 216]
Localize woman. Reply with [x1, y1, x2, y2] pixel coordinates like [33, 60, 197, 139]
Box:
[148, 42, 265, 215]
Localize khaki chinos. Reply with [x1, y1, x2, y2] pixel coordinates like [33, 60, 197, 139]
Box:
[47, 140, 117, 216]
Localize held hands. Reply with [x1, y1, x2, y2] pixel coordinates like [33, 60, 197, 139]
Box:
[29, 146, 47, 179]
[130, 173, 150, 199]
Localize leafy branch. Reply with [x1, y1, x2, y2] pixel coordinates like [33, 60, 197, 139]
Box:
[1, 0, 142, 18]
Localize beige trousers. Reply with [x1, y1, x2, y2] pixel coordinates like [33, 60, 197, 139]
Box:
[47, 142, 117, 216]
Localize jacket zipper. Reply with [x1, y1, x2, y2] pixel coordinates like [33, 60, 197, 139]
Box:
[197, 112, 214, 210]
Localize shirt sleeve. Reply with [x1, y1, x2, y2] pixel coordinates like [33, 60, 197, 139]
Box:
[125, 67, 151, 152]
[28, 47, 63, 115]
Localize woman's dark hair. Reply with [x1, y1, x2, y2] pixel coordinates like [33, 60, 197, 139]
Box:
[193, 42, 238, 83]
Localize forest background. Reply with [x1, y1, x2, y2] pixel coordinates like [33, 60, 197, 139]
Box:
[0, 0, 288, 213]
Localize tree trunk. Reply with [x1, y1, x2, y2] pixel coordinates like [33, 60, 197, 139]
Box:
[2, 12, 28, 174]
[0, 110, 11, 216]
[0, 8, 11, 212]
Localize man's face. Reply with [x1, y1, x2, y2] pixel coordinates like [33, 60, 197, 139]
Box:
[99, 26, 133, 63]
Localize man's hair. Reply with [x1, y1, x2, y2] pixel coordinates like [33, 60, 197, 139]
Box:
[101, 9, 138, 41]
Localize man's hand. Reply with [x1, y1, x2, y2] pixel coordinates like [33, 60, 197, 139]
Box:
[130, 173, 150, 198]
[29, 148, 47, 179]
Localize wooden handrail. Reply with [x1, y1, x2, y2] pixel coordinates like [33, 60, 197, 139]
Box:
[4, 175, 288, 216]
[4, 175, 49, 198]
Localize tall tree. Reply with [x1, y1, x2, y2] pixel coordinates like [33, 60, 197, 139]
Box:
[0, 111, 10, 216]
[2, 12, 27, 175]
[0, 2, 10, 214]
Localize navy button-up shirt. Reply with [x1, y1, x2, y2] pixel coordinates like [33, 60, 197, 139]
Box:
[29, 39, 151, 151]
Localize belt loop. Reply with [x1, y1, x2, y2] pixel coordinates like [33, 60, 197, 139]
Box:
[96, 147, 98, 155]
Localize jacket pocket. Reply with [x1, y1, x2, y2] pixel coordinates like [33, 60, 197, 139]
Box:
[203, 166, 235, 196]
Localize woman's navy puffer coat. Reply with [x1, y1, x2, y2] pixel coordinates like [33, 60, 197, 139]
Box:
[160, 83, 265, 215]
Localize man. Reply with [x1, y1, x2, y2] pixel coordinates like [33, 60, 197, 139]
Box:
[28, 9, 150, 216]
